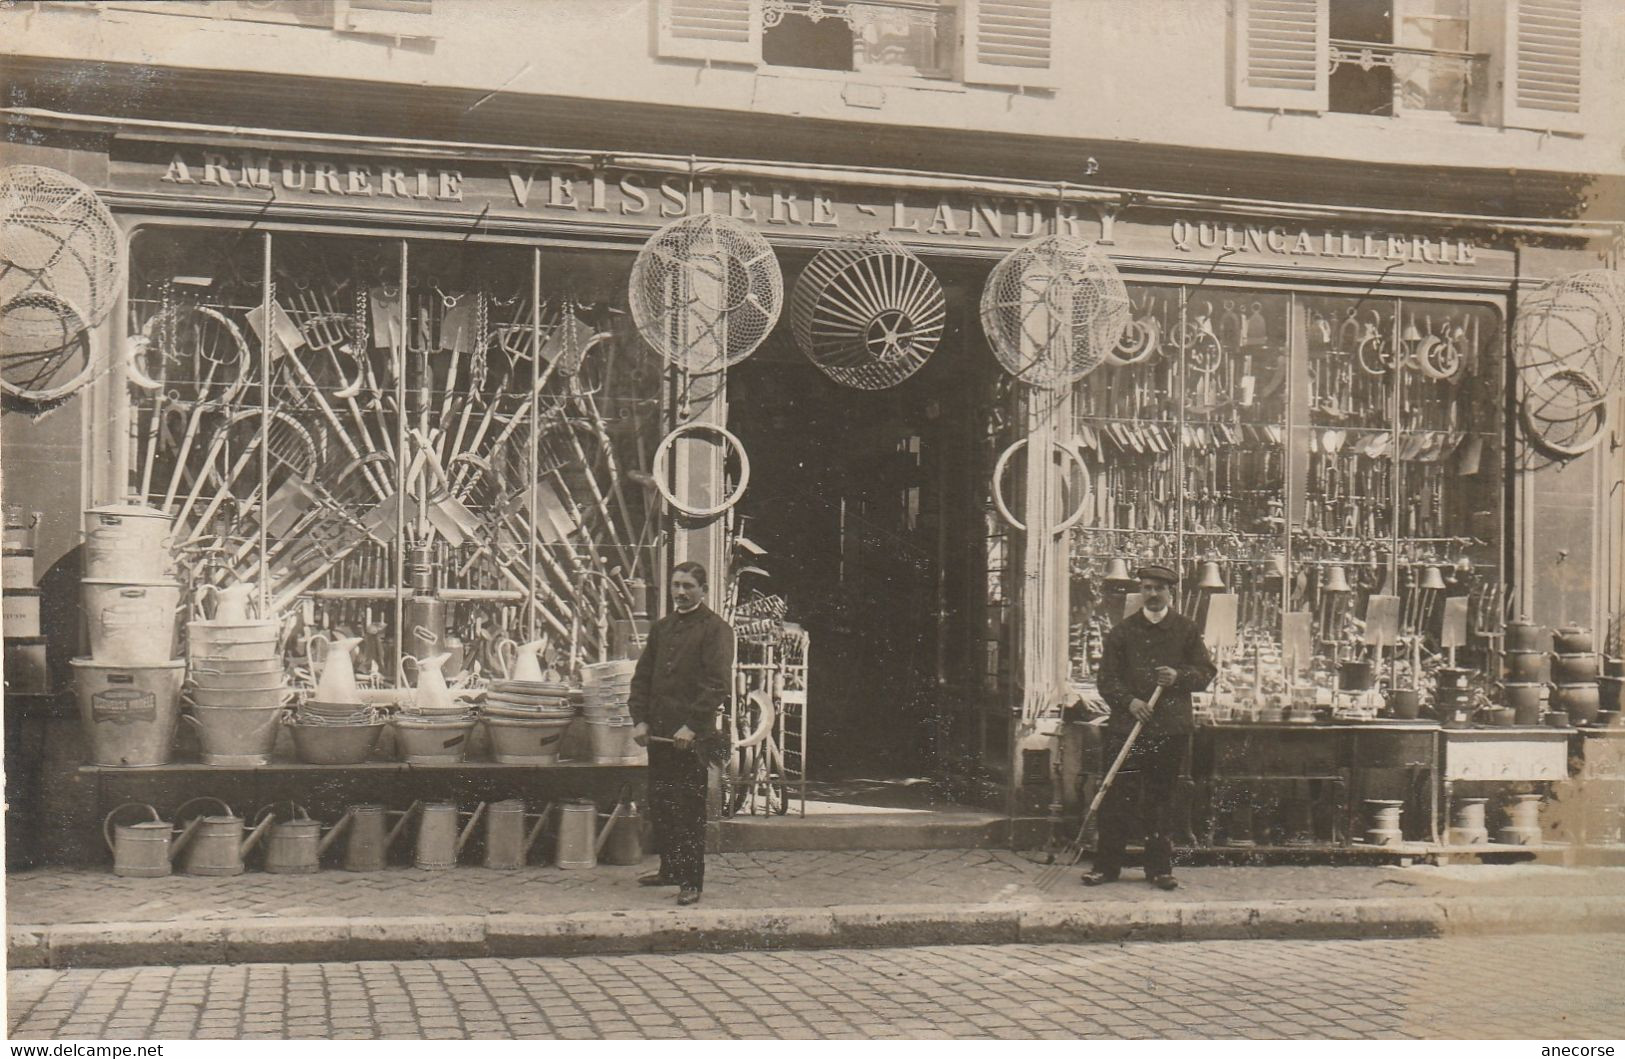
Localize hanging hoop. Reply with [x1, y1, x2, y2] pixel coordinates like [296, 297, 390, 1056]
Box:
[651, 421, 751, 518]
[991, 438, 1091, 533]
[1521, 366, 1610, 459]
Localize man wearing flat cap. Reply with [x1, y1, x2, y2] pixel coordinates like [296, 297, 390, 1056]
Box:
[1085, 563, 1216, 890]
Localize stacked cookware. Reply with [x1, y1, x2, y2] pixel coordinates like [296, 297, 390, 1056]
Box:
[1501, 618, 1549, 726]
[72, 502, 185, 767]
[581, 660, 643, 764]
[2, 505, 48, 694]
[1549, 624, 1600, 727]
[184, 582, 285, 765]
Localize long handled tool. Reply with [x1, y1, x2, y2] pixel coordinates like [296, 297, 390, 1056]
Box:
[1033, 685, 1163, 892]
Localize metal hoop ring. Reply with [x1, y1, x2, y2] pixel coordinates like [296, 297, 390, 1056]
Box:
[651, 422, 750, 519]
[991, 438, 1091, 534]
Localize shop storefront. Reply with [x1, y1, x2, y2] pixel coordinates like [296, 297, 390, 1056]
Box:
[4, 110, 1623, 867]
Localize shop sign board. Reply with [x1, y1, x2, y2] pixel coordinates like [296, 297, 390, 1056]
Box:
[106, 143, 1511, 275]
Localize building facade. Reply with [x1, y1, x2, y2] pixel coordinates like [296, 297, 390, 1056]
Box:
[3, 0, 1623, 861]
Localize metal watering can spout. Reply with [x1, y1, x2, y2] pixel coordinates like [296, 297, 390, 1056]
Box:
[319, 808, 356, 856]
[525, 803, 553, 854]
[458, 802, 488, 855]
[169, 815, 205, 861]
[240, 813, 276, 857]
[387, 800, 422, 848]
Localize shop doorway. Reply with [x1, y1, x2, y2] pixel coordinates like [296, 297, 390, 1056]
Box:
[728, 310, 999, 799]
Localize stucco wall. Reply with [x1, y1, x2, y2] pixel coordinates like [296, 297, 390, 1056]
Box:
[4, 0, 1622, 179]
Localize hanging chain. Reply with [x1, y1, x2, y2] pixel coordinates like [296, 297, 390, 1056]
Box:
[472, 289, 489, 395]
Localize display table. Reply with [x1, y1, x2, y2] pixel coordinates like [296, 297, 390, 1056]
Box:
[1192, 724, 1347, 847]
[1342, 721, 1441, 845]
[1437, 726, 1573, 856]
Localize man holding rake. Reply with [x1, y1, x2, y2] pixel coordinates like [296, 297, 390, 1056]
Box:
[1084, 564, 1216, 891]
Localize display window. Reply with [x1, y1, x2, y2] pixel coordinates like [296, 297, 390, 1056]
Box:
[124, 228, 662, 687]
[1068, 281, 1505, 706]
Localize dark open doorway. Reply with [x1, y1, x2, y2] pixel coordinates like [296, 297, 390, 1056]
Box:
[727, 286, 999, 793]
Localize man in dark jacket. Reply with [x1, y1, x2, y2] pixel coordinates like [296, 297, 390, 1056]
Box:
[1085, 563, 1216, 891]
[629, 561, 733, 906]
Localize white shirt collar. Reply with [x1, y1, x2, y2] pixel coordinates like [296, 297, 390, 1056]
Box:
[1142, 606, 1169, 625]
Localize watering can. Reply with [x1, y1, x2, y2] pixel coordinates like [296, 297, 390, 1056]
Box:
[341, 801, 421, 872]
[597, 800, 643, 866]
[199, 581, 257, 624]
[173, 797, 275, 877]
[414, 801, 487, 870]
[306, 634, 363, 703]
[482, 799, 552, 870]
[104, 802, 204, 878]
[256, 802, 349, 875]
[408, 651, 454, 709]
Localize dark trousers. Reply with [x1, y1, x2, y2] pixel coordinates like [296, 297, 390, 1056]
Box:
[648, 741, 709, 889]
[1093, 728, 1185, 879]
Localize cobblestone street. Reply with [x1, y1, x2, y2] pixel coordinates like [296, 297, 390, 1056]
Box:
[9, 933, 1623, 1040]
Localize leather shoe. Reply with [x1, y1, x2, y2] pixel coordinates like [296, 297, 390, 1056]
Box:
[1080, 870, 1120, 887]
[677, 887, 702, 906]
[638, 872, 677, 887]
[1151, 874, 1179, 891]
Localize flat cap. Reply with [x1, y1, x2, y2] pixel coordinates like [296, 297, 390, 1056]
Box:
[1135, 563, 1179, 585]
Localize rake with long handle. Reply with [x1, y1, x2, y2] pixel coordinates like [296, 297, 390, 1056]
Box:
[1034, 685, 1164, 892]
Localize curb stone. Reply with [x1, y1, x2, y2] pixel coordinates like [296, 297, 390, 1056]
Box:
[14, 896, 1625, 969]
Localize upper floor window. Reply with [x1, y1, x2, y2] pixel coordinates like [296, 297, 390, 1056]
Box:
[1232, 0, 1584, 133]
[655, 0, 1055, 89]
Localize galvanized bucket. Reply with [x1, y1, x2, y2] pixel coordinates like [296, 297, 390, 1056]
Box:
[182, 703, 284, 766]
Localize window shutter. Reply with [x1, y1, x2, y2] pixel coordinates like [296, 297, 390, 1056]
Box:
[962, 0, 1055, 89]
[1232, 0, 1327, 112]
[333, 0, 434, 39]
[1502, 0, 1583, 133]
[654, 0, 760, 65]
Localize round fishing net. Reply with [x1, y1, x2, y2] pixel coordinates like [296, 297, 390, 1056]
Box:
[979, 234, 1129, 389]
[628, 213, 782, 375]
[790, 233, 945, 390]
[0, 165, 127, 359]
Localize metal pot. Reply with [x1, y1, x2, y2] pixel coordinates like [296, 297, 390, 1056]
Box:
[1553, 624, 1594, 654]
[1503, 620, 1544, 652]
[1551, 682, 1599, 725]
[1551, 653, 1599, 683]
[1503, 650, 1549, 683]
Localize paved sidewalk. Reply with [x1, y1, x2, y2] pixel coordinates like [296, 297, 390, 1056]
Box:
[9, 852, 1625, 968]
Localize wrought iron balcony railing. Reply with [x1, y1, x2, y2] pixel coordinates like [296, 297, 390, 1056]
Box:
[1328, 38, 1489, 120]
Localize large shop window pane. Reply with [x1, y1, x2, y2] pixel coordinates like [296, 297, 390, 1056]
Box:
[126, 229, 661, 689]
[1068, 282, 1504, 712]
